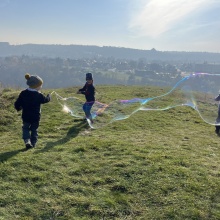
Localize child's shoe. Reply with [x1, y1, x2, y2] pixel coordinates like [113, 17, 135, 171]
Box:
[31, 140, 36, 148]
[25, 139, 33, 150]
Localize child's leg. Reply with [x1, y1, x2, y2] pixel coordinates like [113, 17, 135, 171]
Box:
[215, 126, 220, 134]
[83, 103, 91, 118]
[215, 114, 220, 134]
[30, 121, 39, 147]
[22, 122, 31, 141]
[22, 122, 32, 149]
[83, 102, 94, 121]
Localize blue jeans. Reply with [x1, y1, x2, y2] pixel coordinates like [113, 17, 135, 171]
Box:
[83, 102, 94, 119]
[22, 121, 39, 145]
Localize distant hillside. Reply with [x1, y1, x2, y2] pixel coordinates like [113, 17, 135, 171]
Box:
[1, 42, 220, 62]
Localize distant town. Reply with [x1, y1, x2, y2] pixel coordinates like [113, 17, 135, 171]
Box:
[0, 42, 220, 88]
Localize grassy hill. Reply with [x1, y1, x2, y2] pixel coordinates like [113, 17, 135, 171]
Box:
[0, 85, 220, 219]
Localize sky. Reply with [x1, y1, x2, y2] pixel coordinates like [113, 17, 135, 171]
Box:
[1, 0, 220, 52]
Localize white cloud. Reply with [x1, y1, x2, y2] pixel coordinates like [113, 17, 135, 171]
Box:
[129, 0, 211, 38]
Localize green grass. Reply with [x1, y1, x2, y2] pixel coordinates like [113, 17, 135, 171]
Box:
[0, 86, 220, 219]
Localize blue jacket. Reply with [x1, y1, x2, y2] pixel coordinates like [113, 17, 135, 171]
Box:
[14, 89, 50, 123]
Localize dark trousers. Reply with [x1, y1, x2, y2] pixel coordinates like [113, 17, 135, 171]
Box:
[83, 102, 94, 119]
[215, 111, 220, 134]
[22, 121, 39, 145]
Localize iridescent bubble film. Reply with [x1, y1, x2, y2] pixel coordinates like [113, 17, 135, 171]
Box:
[52, 73, 220, 129]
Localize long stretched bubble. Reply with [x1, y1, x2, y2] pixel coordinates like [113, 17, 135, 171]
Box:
[52, 73, 220, 129]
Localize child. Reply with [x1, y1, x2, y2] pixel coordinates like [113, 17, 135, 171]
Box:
[215, 93, 220, 135]
[14, 73, 51, 149]
[77, 73, 95, 123]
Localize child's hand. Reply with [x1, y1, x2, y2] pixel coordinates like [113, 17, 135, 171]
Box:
[47, 94, 51, 99]
[16, 106, 22, 111]
[77, 90, 81, 94]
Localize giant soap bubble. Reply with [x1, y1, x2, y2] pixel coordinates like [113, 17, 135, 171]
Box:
[52, 73, 220, 129]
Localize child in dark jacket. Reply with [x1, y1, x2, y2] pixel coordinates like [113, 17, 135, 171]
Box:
[77, 73, 95, 122]
[14, 73, 51, 149]
[215, 93, 220, 135]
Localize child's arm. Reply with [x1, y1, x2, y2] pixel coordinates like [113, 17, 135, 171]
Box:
[14, 94, 22, 111]
[77, 84, 86, 94]
[41, 94, 51, 104]
[215, 94, 220, 101]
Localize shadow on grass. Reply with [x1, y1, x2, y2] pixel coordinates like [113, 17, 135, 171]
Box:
[37, 120, 88, 152]
[0, 148, 26, 162]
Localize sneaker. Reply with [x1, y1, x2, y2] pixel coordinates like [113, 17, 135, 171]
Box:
[25, 139, 33, 150]
[87, 118, 93, 124]
[31, 140, 36, 148]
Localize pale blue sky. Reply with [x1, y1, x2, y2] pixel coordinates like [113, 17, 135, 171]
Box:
[1, 0, 220, 52]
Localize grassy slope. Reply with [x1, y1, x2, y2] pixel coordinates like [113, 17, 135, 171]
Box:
[0, 86, 220, 220]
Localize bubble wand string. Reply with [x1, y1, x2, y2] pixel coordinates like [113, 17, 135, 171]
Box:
[50, 73, 220, 129]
